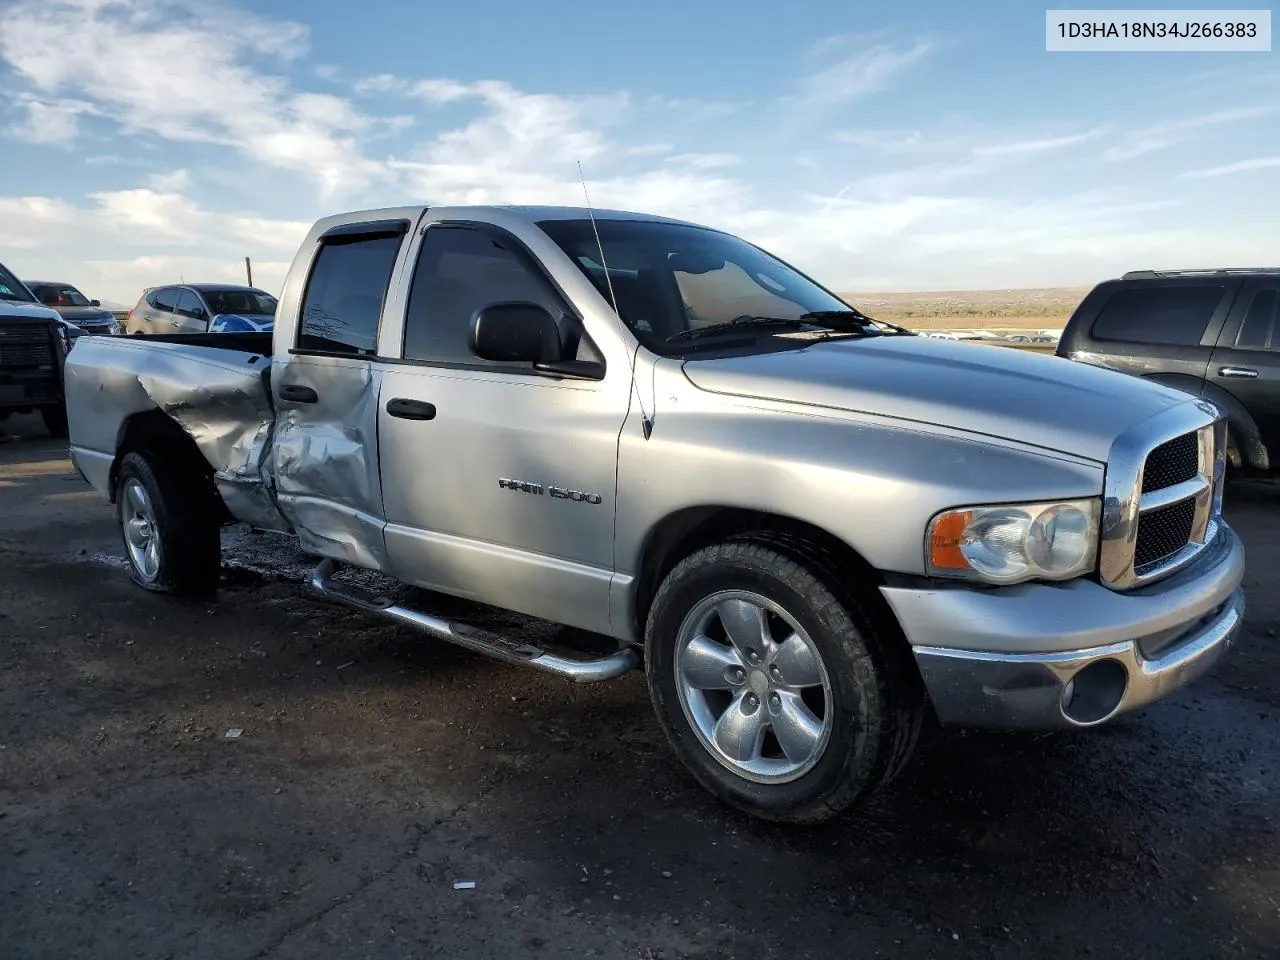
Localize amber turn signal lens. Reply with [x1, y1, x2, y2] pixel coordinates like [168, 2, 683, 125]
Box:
[929, 510, 973, 570]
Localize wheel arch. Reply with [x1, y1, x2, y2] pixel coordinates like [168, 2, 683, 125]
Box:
[632, 506, 892, 640]
[110, 410, 231, 520]
[1141, 372, 1268, 470]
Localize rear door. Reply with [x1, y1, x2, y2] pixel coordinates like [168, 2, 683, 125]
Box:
[1074, 279, 1237, 388]
[144, 287, 180, 334]
[1206, 279, 1280, 457]
[172, 289, 209, 334]
[270, 219, 412, 570]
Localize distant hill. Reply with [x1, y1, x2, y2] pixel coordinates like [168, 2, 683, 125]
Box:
[840, 286, 1091, 331]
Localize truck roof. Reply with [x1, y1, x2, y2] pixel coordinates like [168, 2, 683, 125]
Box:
[313, 204, 702, 232]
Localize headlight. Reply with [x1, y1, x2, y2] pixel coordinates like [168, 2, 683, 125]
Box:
[926, 498, 1101, 585]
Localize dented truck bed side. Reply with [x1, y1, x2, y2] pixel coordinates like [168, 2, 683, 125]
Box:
[64, 333, 291, 533]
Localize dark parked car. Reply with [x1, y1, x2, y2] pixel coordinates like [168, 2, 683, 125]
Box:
[124, 283, 278, 335]
[0, 261, 76, 437]
[1057, 267, 1280, 472]
[27, 281, 121, 336]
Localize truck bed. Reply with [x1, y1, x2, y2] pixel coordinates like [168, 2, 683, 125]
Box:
[64, 333, 289, 531]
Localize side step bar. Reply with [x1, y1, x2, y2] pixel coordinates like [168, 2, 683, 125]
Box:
[310, 559, 641, 684]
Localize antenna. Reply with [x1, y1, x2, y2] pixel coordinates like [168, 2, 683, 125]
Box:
[578, 161, 652, 440]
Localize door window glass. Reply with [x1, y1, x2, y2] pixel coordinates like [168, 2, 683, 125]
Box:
[1233, 288, 1279, 350]
[151, 288, 179, 313]
[403, 226, 566, 365]
[1091, 285, 1224, 346]
[298, 234, 402, 355]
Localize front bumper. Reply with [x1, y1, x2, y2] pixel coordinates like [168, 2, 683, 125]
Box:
[882, 523, 1245, 729]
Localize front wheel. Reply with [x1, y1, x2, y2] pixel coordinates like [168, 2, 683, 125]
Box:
[645, 539, 922, 823]
[41, 405, 68, 438]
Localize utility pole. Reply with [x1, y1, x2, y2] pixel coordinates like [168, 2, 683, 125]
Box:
[245, 256, 253, 287]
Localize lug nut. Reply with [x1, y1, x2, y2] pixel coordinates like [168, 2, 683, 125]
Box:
[769, 664, 782, 681]
[747, 650, 761, 664]
[746, 694, 759, 709]
[769, 693, 782, 711]
[730, 667, 746, 683]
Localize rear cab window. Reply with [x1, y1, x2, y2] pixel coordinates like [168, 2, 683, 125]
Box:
[1090, 285, 1226, 346]
[297, 233, 403, 356]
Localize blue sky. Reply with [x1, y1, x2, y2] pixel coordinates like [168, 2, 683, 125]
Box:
[1, 0, 1277, 305]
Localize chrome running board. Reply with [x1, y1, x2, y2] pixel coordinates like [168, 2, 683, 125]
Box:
[310, 559, 640, 683]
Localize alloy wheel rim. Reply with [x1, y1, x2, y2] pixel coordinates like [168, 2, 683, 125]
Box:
[121, 478, 161, 582]
[673, 590, 833, 784]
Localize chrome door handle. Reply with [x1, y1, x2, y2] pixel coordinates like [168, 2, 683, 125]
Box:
[1219, 366, 1258, 379]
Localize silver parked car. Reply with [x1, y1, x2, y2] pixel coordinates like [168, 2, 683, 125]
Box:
[124, 283, 277, 335]
[63, 205, 1245, 823]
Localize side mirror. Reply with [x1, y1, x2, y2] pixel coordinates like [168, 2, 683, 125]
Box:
[90, 299, 101, 306]
[470, 302, 563, 363]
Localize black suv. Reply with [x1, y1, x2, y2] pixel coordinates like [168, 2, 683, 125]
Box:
[0, 260, 75, 437]
[1057, 268, 1280, 472]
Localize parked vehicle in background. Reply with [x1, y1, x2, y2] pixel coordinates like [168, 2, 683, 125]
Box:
[124, 284, 278, 335]
[1057, 268, 1280, 473]
[0, 261, 74, 436]
[64, 205, 1244, 822]
[27, 281, 121, 336]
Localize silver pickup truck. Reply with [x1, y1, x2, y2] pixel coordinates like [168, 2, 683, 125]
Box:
[65, 205, 1246, 822]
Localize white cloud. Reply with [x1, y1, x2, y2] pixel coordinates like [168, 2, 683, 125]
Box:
[1178, 156, 1280, 180]
[9, 95, 97, 143]
[800, 34, 933, 105]
[146, 169, 192, 193]
[0, 0, 387, 196]
[973, 127, 1107, 157]
[1104, 106, 1278, 162]
[0, 186, 308, 301]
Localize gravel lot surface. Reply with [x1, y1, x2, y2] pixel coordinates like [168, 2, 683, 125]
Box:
[1, 413, 1276, 959]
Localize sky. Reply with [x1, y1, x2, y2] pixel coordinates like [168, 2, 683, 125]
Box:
[1, 0, 1277, 306]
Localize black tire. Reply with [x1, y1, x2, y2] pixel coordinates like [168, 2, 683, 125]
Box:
[41, 405, 68, 438]
[115, 451, 221, 597]
[645, 539, 924, 823]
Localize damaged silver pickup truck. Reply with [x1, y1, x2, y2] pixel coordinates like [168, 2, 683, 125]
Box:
[65, 205, 1246, 822]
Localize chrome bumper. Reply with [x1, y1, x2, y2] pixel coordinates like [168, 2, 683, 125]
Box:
[883, 524, 1246, 730]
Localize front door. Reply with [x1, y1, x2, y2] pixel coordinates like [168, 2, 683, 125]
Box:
[270, 221, 411, 570]
[1206, 278, 1280, 460]
[376, 220, 630, 636]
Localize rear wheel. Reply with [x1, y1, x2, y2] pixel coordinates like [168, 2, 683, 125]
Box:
[645, 539, 923, 823]
[115, 451, 221, 596]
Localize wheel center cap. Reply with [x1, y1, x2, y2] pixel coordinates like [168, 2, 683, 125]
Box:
[748, 670, 769, 696]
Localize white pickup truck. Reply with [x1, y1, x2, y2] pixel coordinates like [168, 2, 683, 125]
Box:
[65, 205, 1245, 822]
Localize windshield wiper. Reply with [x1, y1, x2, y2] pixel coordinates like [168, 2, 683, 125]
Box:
[665, 316, 817, 344]
[799, 310, 914, 335]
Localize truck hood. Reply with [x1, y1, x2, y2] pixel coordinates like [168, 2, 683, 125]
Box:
[680, 334, 1193, 462]
[0, 300, 62, 324]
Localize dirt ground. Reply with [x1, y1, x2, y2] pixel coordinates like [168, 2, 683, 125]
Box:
[1, 412, 1277, 960]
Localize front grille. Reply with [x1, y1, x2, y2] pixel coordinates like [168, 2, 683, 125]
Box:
[0, 327, 55, 369]
[1100, 411, 1221, 591]
[1134, 497, 1197, 570]
[1141, 432, 1199, 493]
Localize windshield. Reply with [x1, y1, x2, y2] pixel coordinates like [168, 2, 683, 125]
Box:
[31, 284, 91, 307]
[198, 289, 278, 317]
[538, 218, 874, 350]
[0, 262, 35, 303]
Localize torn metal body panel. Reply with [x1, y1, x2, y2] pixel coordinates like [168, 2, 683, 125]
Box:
[65, 336, 289, 532]
[270, 353, 389, 570]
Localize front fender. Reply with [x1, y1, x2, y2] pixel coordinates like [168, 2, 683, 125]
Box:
[614, 376, 1105, 582]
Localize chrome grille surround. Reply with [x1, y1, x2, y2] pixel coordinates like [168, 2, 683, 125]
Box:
[1100, 400, 1227, 590]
